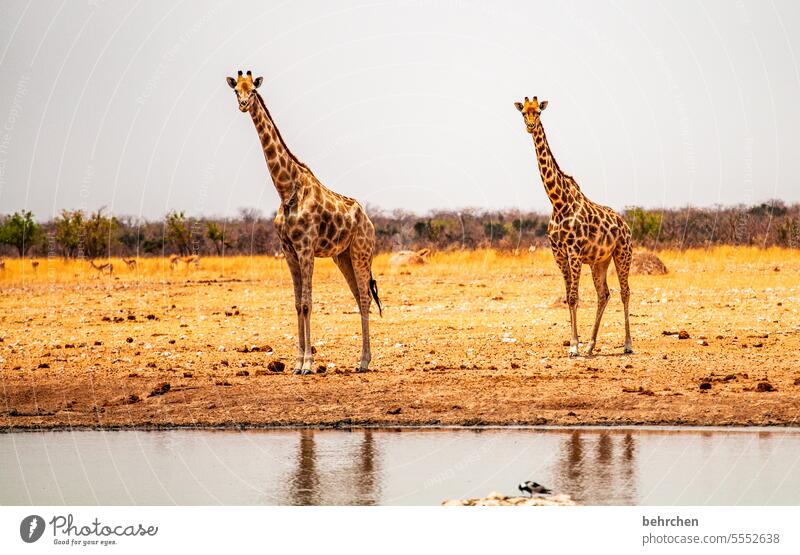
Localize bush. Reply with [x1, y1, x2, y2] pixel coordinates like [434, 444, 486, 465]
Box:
[0, 211, 41, 256]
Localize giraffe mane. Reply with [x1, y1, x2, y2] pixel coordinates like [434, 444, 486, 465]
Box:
[537, 121, 577, 187]
[254, 91, 312, 174]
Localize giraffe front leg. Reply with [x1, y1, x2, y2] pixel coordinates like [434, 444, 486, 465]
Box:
[298, 250, 315, 375]
[283, 244, 305, 374]
[566, 253, 582, 357]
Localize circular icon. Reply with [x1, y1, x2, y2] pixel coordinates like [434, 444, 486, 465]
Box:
[20, 515, 45, 543]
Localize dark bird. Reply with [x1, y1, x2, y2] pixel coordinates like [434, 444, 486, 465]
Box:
[518, 481, 551, 497]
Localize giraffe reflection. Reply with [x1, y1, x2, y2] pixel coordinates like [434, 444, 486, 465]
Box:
[551, 431, 638, 505]
[287, 430, 380, 505]
[290, 430, 319, 505]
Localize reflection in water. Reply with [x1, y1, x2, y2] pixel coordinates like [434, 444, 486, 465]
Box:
[3, 428, 800, 505]
[290, 430, 319, 505]
[286, 430, 379, 505]
[354, 431, 378, 505]
[553, 431, 638, 505]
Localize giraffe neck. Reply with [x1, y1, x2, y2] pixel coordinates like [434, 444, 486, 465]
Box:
[248, 92, 306, 204]
[530, 120, 580, 212]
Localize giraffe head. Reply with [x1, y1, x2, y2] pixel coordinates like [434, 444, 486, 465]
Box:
[514, 96, 549, 133]
[226, 70, 263, 112]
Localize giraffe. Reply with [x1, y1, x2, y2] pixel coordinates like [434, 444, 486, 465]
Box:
[227, 70, 382, 374]
[514, 96, 632, 357]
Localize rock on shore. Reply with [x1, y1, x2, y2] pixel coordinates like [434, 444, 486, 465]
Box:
[442, 491, 576, 506]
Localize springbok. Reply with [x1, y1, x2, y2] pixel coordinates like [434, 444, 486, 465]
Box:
[90, 259, 113, 275]
[122, 257, 137, 270]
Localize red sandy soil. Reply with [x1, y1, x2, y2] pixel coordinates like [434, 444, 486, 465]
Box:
[1, 248, 799, 430]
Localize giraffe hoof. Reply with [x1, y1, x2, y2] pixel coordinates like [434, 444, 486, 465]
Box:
[292, 368, 303, 375]
[355, 367, 370, 373]
[623, 347, 634, 355]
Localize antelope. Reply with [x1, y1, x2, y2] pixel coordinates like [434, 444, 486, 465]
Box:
[122, 257, 137, 270]
[182, 255, 200, 268]
[90, 259, 113, 275]
[169, 254, 180, 270]
[30, 259, 39, 271]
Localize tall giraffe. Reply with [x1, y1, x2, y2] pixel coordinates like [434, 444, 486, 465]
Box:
[227, 70, 382, 374]
[514, 96, 632, 357]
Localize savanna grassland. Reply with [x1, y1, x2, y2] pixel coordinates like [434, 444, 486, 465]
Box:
[1, 247, 799, 430]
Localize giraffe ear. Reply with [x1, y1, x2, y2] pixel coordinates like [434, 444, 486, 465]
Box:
[539, 100, 548, 111]
[514, 102, 524, 112]
[226, 77, 236, 89]
[253, 76, 263, 89]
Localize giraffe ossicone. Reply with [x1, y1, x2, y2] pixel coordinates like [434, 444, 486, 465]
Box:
[228, 70, 382, 375]
[515, 96, 633, 357]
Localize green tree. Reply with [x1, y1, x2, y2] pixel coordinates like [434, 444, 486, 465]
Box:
[413, 219, 445, 241]
[206, 221, 226, 256]
[624, 207, 662, 243]
[165, 211, 192, 255]
[82, 208, 118, 259]
[483, 221, 508, 240]
[0, 211, 41, 256]
[53, 209, 84, 258]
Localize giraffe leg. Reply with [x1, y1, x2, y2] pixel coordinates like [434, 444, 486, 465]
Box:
[566, 251, 582, 357]
[333, 248, 370, 371]
[614, 241, 633, 354]
[333, 248, 360, 307]
[349, 238, 375, 373]
[283, 242, 306, 373]
[585, 258, 611, 356]
[297, 248, 315, 375]
[553, 253, 573, 355]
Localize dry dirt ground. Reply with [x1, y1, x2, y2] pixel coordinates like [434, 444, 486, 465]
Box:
[1, 247, 799, 430]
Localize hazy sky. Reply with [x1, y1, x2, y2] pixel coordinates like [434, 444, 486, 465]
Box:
[0, 0, 798, 220]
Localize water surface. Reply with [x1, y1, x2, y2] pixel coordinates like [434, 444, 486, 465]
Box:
[1, 428, 798, 505]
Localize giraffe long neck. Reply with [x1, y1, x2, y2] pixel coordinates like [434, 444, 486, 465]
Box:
[248, 93, 304, 204]
[530, 120, 578, 211]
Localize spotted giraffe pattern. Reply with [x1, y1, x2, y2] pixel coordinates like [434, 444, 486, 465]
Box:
[228, 71, 382, 374]
[515, 96, 633, 357]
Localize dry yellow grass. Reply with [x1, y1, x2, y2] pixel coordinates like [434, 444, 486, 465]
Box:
[1, 246, 799, 429]
[4, 246, 795, 284]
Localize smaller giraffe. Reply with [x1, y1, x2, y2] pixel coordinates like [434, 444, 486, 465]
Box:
[515, 96, 633, 356]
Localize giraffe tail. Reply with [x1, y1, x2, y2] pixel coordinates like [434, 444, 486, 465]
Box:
[369, 271, 383, 317]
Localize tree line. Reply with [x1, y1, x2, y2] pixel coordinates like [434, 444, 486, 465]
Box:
[1, 201, 798, 258]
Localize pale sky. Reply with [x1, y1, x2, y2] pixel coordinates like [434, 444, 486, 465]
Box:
[0, 0, 798, 220]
